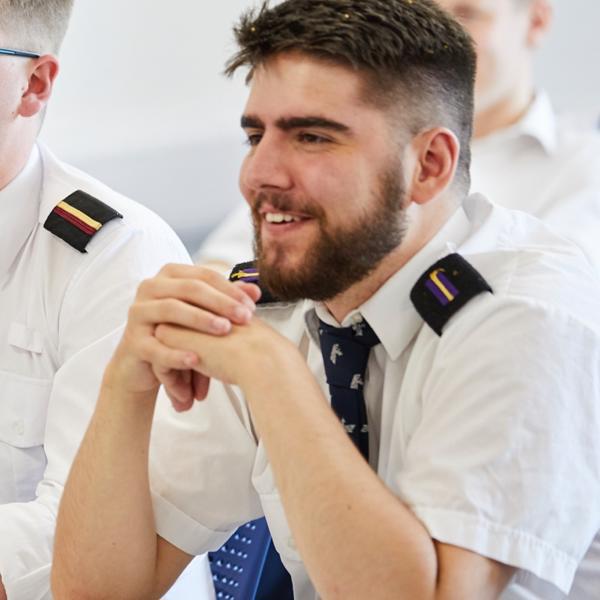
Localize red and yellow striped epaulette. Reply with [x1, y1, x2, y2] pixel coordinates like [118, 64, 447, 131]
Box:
[43, 190, 123, 253]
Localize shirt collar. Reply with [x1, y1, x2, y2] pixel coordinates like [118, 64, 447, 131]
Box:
[304, 204, 472, 360]
[0, 145, 43, 276]
[474, 91, 558, 156]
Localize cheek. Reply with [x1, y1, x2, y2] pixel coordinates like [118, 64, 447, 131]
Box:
[238, 156, 253, 202]
[320, 164, 374, 224]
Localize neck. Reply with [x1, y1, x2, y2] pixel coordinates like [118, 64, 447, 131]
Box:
[474, 85, 535, 139]
[325, 200, 456, 323]
[324, 245, 413, 324]
[0, 115, 40, 191]
[0, 141, 36, 191]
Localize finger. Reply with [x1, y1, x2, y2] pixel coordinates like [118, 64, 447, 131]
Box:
[192, 371, 211, 401]
[233, 281, 262, 304]
[137, 278, 255, 325]
[134, 335, 199, 371]
[130, 299, 232, 335]
[156, 264, 258, 310]
[154, 366, 195, 410]
[154, 324, 208, 357]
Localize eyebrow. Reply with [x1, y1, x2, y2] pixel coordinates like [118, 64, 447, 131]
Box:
[241, 115, 351, 134]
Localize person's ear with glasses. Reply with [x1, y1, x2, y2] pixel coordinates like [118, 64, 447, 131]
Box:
[0, 45, 59, 121]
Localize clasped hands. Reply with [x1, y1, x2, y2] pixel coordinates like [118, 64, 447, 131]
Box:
[106, 264, 295, 412]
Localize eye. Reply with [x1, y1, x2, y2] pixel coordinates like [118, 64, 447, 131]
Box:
[297, 132, 330, 144]
[244, 132, 263, 147]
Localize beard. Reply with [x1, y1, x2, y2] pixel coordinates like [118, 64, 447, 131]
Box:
[251, 161, 408, 302]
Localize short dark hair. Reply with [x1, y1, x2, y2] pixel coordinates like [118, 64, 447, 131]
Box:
[226, 0, 477, 195]
[0, 0, 75, 54]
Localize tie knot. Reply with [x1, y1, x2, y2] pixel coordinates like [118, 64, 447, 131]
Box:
[317, 317, 380, 391]
[317, 316, 380, 350]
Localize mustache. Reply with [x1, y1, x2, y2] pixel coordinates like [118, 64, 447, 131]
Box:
[252, 192, 325, 219]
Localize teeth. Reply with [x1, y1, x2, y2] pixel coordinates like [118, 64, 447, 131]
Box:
[265, 213, 301, 224]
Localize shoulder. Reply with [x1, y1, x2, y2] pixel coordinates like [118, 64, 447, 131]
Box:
[415, 201, 600, 340]
[32, 149, 191, 311]
[38, 148, 190, 271]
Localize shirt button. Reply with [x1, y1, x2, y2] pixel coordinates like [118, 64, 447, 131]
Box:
[351, 314, 364, 325]
[13, 420, 24, 436]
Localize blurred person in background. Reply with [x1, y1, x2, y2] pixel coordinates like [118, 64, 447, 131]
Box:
[196, 0, 600, 272]
[0, 1, 212, 598]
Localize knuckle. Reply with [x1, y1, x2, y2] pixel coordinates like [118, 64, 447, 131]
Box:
[137, 277, 160, 299]
[160, 262, 178, 276]
[192, 310, 211, 330]
[154, 323, 169, 341]
[127, 303, 138, 321]
[158, 298, 180, 321]
[198, 267, 220, 284]
[180, 278, 206, 299]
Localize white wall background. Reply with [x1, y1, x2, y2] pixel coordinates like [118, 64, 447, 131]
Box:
[40, 0, 600, 251]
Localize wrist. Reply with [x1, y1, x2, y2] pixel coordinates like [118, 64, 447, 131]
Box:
[102, 343, 161, 400]
[241, 337, 307, 397]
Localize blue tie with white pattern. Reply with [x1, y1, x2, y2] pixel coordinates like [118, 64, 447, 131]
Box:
[317, 317, 380, 460]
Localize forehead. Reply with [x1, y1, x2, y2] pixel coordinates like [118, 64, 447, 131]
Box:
[243, 52, 384, 125]
[436, 0, 515, 13]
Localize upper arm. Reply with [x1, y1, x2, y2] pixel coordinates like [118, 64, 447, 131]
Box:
[435, 542, 514, 600]
[399, 294, 600, 594]
[154, 536, 195, 598]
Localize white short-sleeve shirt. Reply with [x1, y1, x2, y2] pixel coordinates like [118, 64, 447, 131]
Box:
[151, 194, 600, 599]
[0, 144, 212, 600]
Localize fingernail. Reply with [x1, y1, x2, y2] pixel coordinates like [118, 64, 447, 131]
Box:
[233, 306, 252, 322]
[241, 296, 256, 311]
[211, 318, 231, 334]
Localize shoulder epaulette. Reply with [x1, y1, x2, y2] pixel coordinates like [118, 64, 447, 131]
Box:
[229, 260, 280, 305]
[43, 190, 123, 253]
[410, 253, 493, 336]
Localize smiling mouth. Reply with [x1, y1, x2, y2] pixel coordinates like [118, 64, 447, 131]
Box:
[264, 212, 307, 224]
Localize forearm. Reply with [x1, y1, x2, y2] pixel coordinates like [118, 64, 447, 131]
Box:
[244, 353, 437, 600]
[52, 380, 160, 600]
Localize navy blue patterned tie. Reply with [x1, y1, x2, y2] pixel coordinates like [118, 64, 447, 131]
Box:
[317, 317, 380, 460]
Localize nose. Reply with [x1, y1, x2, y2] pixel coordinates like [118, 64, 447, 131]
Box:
[240, 134, 293, 194]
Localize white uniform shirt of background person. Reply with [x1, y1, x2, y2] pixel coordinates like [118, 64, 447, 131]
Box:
[150, 194, 600, 599]
[194, 91, 600, 273]
[0, 144, 214, 600]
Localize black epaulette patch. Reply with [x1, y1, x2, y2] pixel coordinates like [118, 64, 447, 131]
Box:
[229, 260, 279, 305]
[410, 253, 492, 336]
[43, 190, 123, 253]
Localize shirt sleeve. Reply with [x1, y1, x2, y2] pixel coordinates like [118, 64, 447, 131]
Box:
[396, 294, 600, 595]
[193, 202, 255, 268]
[0, 216, 191, 600]
[149, 381, 264, 556]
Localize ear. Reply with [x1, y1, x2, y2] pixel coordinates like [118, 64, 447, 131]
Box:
[18, 54, 60, 118]
[526, 0, 553, 48]
[407, 127, 460, 206]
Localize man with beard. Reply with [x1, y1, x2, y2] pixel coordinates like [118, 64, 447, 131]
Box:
[53, 1, 600, 599]
[196, 0, 600, 275]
